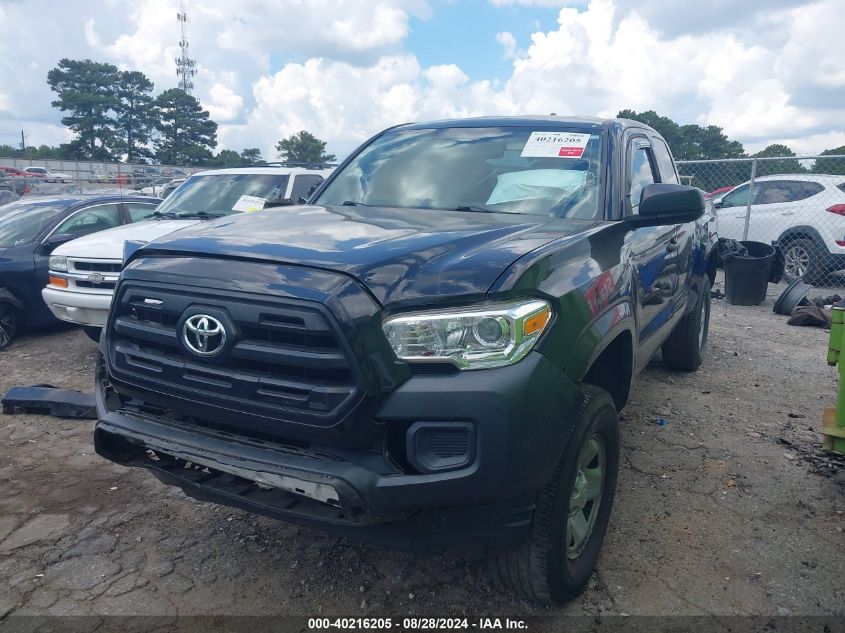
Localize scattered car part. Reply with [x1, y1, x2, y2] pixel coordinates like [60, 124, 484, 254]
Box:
[2, 385, 96, 419]
[773, 278, 813, 316]
[787, 305, 832, 328]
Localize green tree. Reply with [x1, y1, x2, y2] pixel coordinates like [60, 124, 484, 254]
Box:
[678, 124, 745, 160]
[47, 58, 119, 160]
[114, 70, 156, 163]
[0, 144, 19, 157]
[206, 149, 242, 167]
[153, 88, 218, 165]
[618, 109, 751, 190]
[753, 143, 806, 176]
[617, 109, 746, 161]
[617, 109, 686, 152]
[813, 146, 845, 175]
[275, 131, 335, 163]
[240, 147, 263, 164]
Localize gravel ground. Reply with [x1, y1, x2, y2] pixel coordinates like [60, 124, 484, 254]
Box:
[0, 274, 843, 620]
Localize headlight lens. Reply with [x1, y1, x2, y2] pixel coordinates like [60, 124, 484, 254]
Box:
[382, 299, 552, 370]
[49, 256, 67, 272]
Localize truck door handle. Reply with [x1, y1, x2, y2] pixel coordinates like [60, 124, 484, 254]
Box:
[781, 212, 794, 216]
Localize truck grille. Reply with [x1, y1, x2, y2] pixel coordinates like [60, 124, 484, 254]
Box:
[107, 281, 363, 429]
[69, 259, 123, 274]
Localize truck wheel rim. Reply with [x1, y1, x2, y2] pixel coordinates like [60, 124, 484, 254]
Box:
[784, 245, 810, 278]
[566, 434, 605, 560]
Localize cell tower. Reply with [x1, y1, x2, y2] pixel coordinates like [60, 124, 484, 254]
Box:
[175, 0, 197, 93]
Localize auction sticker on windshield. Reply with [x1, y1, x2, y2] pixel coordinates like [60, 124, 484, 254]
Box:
[232, 195, 267, 212]
[521, 131, 591, 158]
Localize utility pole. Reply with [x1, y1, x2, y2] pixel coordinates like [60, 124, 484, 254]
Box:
[175, 0, 197, 94]
[20, 130, 25, 152]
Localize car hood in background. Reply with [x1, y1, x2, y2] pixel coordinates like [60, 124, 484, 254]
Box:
[136, 204, 603, 305]
[52, 219, 203, 260]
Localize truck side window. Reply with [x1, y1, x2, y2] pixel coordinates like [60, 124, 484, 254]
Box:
[290, 175, 324, 202]
[628, 145, 656, 213]
[651, 139, 679, 184]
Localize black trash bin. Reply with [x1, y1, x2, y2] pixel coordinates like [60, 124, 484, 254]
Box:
[724, 241, 775, 306]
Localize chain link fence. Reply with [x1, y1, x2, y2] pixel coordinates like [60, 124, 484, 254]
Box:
[0, 157, 205, 200]
[677, 155, 845, 286]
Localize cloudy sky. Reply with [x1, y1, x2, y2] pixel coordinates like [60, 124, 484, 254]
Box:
[0, 0, 843, 161]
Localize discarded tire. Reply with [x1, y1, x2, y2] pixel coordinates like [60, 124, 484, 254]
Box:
[773, 278, 813, 316]
[724, 241, 775, 306]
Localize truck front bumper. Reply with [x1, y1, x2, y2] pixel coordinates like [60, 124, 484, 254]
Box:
[95, 351, 584, 549]
[42, 287, 112, 327]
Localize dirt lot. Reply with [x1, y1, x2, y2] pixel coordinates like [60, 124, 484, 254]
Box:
[1, 274, 843, 620]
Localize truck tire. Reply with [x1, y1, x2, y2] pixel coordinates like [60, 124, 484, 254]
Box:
[0, 302, 18, 350]
[662, 281, 710, 371]
[491, 384, 619, 605]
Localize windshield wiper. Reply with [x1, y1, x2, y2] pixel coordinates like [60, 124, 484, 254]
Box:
[145, 211, 178, 219]
[175, 211, 225, 219]
[341, 200, 376, 207]
[453, 205, 495, 214]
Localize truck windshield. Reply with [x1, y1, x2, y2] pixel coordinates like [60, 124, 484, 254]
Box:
[155, 174, 291, 218]
[316, 126, 604, 219]
[0, 201, 66, 248]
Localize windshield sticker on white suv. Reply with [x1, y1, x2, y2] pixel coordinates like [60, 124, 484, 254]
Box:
[232, 195, 267, 212]
[521, 132, 591, 158]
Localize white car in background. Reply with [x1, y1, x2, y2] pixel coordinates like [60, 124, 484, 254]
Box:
[43, 165, 334, 339]
[134, 177, 173, 196]
[22, 166, 74, 183]
[712, 173, 845, 282]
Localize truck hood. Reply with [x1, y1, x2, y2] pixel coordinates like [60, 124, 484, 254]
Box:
[137, 205, 602, 306]
[53, 219, 202, 260]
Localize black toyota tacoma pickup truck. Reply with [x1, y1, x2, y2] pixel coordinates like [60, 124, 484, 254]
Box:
[94, 116, 716, 604]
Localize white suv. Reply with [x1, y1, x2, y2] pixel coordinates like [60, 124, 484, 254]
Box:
[43, 165, 334, 339]
[712, 173, 845, 282]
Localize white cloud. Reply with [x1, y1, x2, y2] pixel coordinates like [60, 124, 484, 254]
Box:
[229, 0, 845, 159]
[489, 0, 580, 6]
[495, 31, 520, 59]
[206, 83, 244, 122]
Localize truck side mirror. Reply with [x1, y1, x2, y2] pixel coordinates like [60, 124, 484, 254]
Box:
[625, 183, 705, 228]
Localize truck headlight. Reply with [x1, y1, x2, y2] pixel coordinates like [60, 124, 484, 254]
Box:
[49, 256, 67, 272]
[382, 299, 552, 370]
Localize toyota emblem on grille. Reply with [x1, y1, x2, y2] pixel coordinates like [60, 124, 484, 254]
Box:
[182, 314, 227, 356]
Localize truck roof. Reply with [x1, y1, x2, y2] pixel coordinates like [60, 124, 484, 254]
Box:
[398, 115, 654, 133]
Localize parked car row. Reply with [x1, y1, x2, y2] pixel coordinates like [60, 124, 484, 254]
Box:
[0, 165, 334, 348]
[0, 165, 192, 186]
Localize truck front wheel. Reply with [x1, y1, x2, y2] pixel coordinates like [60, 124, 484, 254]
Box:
[492, 385, 620, 605]
[0, 302, 18, 350]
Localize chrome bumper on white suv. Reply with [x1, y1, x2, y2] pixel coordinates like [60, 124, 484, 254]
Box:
[42, 257, 121, 327]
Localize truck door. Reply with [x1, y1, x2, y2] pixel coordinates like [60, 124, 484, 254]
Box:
[623, 137, 681, 367]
